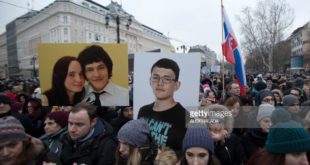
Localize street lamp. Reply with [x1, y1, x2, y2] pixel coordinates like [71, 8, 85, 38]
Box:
[105, 14, 132, 43]
[31, 56, 37, 78]
[177, 45, 188, 53]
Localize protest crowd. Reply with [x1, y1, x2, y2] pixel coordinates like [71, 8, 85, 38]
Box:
[1, 68, 310, 165]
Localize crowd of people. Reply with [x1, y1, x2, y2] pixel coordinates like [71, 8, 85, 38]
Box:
[0, 45, 310, 164]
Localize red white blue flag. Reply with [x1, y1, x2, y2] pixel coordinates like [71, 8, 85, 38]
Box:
[222, 7, 247, 96]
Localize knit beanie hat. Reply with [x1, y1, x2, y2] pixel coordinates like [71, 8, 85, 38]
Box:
[0, 116, 27, 143]
[117, 119, 150, 147]
[182, 125, 214, 154]
[0, 94, 11, 105]
[265, 108, 310, 154]
[259, 90, 274, 102]
[271, 107, 292, 125]
[254, 81, 267, 91]
[46, 111, 69, 128]
[256, 104, 275, 122]
[282, 95, 299, 106]
[295, 77, 304, 88]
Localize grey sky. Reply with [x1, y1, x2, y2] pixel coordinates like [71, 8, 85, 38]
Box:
[1, 0, 309, 55]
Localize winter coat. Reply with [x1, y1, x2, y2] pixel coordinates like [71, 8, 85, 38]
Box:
[40, 127, 67, 156]
[23, 137, 62, 165]
[60, 118, 117, 165]
[214, 133, 246, 165]
[241, 128, 268, 159]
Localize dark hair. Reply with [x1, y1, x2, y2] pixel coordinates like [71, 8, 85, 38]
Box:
[43, 56, 84, 106]
[16, 93, 29, 103]
[240, 95, 254, 106]
[13, 137, 41, 165]
[151, 58, 180, 81]
[246, 149, 285, 165]
[224, 96, 241, 107]
[290, 87, 301, 96]
[71, 102, 97, 120]
[78, 45, 113, 78]
[180, 154, 221, 165]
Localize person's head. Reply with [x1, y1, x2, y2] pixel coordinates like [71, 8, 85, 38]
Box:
[272, 89, 283, 105]
[150, 58, 181, 101]
[121, 101, 133, 120]
[68, 102, 97, 140]
[240, 95, 254, 113]
[0, 116, 28, 165]
[44, 111, 69, 135]
[256, 104, 275, 133]
[266, 108, 310, 155]
[205, 89, 216, 104]
[266, 78, 273, 89]
[283, 95, 300, 114]
[290, 87, 301, 99]
[206, 104, 234, 134]
[224, 96, 241, 117]
[0, 95, 11, 114]
[78, 45, 113, 92]
[228, 81, 240, 96]
[303, 84, 310, 94]
[295, 77, 304, 89]
[182, 125, 214, 165]
[254, 81, 267, 92]
[26, 98, 41, 116]
[117, 119, 150, 158]
[49, 56, 85, 100]
[16, 93, 28, 104]
[259, 90, 275, 106]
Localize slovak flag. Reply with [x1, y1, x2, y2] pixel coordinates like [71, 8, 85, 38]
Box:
[222, 7, 247, 96]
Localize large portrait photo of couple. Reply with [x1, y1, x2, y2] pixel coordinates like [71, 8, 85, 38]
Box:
[38, 43, 129, 107]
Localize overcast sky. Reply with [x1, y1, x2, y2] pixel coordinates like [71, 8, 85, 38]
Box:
[1, 0, 310, 55]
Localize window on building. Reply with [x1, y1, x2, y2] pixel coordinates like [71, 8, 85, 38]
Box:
[91, 6, 97, 11]
[99, 9, 105, 14]
[95, 34, 101, 41]
[82, 2, 89, 8]
[64, 3, 68, 11]
[63, 15, 68, 24]
[89, 33, 92, 39]
[64, 28, 68, 35]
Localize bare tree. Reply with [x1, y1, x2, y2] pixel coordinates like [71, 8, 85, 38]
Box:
[237, 0, 294, 72]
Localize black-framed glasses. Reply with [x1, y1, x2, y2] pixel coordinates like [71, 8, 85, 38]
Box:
[290, 93, 299, 97]
[150, 76, 176, 84]
[262, 98, 274, 102]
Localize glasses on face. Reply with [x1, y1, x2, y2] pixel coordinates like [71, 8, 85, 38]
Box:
[290, 103, 299, 107]
[150, 76, 176, 84]
[263, 98, 274, 103]
[290, 93, 299, 97]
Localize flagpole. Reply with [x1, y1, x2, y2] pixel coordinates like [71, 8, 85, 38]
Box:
[221, 0, 225, 101]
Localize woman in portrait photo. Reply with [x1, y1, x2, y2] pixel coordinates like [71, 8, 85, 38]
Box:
[42, 56, 85, 106]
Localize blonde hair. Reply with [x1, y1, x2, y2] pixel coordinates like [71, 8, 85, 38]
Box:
[127, 148, 142, 165]
[154, 147, 178, 165]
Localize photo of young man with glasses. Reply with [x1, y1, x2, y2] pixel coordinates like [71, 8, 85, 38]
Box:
[137, 58, 189, 157]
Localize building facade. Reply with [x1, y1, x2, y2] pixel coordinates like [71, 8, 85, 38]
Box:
[290, 21, 310, 72]
[1, 0, 172, 78]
